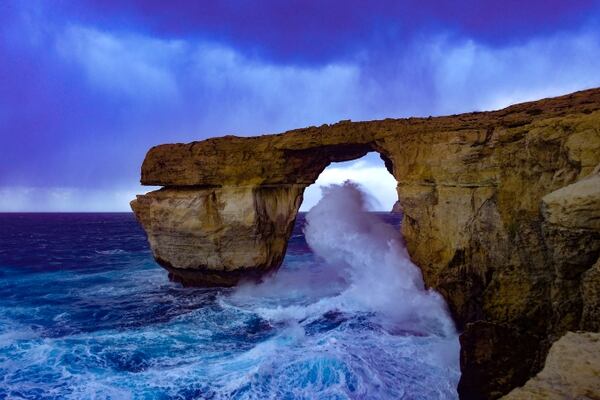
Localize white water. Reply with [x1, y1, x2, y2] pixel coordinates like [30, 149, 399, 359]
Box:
[304, 181, 456, 336]
[0, 183, 460, 399]
[224, 181, 460, 398]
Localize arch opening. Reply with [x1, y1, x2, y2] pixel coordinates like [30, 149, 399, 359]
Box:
[300, 151, 399, 212]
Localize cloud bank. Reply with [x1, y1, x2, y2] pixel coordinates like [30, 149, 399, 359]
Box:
[1, 2, 599, 211]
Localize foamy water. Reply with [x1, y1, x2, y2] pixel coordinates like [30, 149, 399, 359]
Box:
[0, 184, 459, 399]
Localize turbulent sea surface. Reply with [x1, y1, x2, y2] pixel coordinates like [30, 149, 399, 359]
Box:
[0, 187, 460, 399]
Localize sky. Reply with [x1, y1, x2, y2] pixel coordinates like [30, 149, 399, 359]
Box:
[1, 0, 600, 211]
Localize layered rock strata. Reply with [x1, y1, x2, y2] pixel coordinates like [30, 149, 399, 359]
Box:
[132, 88, 600, 399]
[132, 185, 304, 286]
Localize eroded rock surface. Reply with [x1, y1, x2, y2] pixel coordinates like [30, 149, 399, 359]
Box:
[502, 332, 600, 399]
[132, 88, 600, 398]
[132, 185, 304, 286]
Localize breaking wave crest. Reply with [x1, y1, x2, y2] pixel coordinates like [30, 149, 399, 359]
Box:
[304, 181, 456, 336]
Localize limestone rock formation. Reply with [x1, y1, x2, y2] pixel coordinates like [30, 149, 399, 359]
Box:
[391, 200, 403, 214]
[132, 88, 600, 399]
[502, 331, 600, 399]
[582, 259, 600, 332]
[132, 185, 304, 285]
[541, 168, 600, 335]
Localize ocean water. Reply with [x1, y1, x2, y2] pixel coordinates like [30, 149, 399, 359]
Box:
[0, 185, 460, 399]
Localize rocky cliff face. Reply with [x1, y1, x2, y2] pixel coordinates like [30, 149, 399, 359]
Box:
[502, 332, 600, 399]
[131, 88, 600, 399]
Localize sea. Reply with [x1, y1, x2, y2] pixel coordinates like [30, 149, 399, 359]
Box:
[0, 183, 460, 399]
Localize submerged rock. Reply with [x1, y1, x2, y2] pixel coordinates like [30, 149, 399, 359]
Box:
[132, 88, 600, 398]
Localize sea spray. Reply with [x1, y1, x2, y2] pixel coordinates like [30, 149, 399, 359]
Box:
[224, 181, 460, 398]
[304, 181, 456, 336]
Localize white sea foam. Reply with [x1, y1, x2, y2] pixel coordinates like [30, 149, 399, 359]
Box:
[232, 181, 456, 333]
[304, 181, 456, 336]
[95, 249, 128, 255]
[225, 180, 460, 393]
[0, 185, 460, 399]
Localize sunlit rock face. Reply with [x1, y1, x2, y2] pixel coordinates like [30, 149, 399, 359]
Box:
[132, 88, 600, 399]
[131, 185, 304, 286]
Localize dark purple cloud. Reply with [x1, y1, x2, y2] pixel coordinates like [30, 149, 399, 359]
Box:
[62, 0, 600, 62]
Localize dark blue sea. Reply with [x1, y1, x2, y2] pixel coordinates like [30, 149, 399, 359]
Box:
[0, 205, 459, 398]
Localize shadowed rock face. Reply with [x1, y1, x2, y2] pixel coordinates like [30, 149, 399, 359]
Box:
[131, 88, 600, 399]
[502, 331, 600, 399]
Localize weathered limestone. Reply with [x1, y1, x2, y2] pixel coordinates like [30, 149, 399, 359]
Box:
[582, 258, 600, 331]
[131, 185, 304, 285]
[132, 88, 600, 399]
[541, 169, 600, 336]
[502, 332, 600, 399]
[542, 167, 600, 231]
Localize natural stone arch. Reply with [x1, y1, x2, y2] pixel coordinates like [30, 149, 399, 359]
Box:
[131, 89, 600, 399]
[133, 139, 396, 287]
